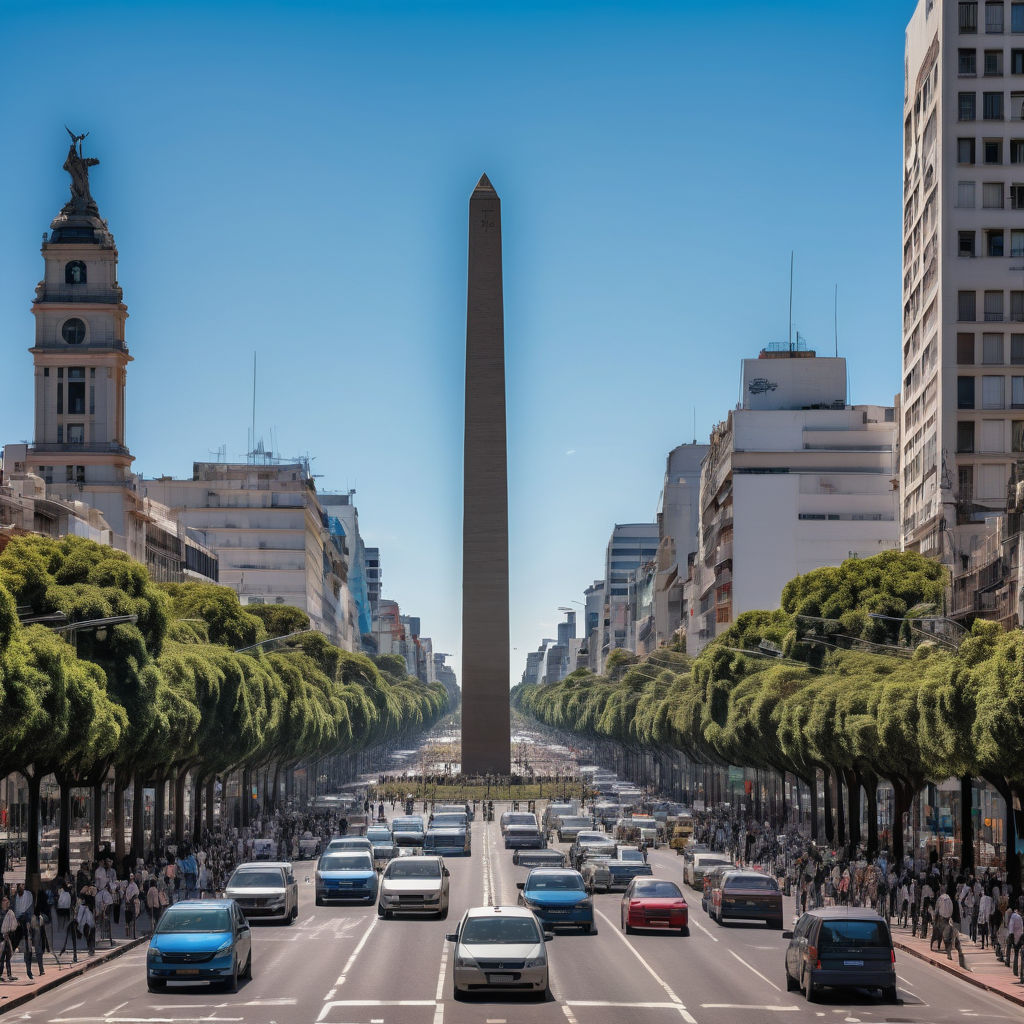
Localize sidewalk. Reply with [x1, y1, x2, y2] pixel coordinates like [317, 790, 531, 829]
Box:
[0, 914, 149, 1015]
[889, 919, 1024, 1008]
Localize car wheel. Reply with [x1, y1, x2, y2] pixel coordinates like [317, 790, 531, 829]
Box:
[883, 985, 899, 1003]
[224, 959, 239, 994]
[439, 902, 449, 920]
[284, 909, 294, 926]
[680, 925, 689, 936]
[315, 895, 324, 907]
[377, 903, 385, 917]
[584, 922, 595, 935]
[291, 904, 298, 921]
[452, 984, 466, 1002]
[147, 977, 166, 992]
[803, 968, 816, 1003]
[537, 982, 551, 1002]
[242, 950, 253, 980]
[770, 917, 783, 930]
[785, 964, 798, 991]
[625, 921, 634, 934]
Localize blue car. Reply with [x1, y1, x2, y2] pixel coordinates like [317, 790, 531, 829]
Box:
[316, 850, 378, 905]
[516, 868, 595, 933]
[147, 899, 251, 993]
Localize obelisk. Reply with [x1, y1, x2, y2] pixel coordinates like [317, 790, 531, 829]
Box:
[461, 173, 511, 777]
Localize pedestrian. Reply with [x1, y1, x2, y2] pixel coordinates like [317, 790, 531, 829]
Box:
[124, 875, 139, 940]
[0, 896, 18, 981]
[146, 880, 162, 932]
[978, 889, 993, 949]
[24, 914, 44, 979]
[1006, 904, 1023, 974]
[13, 882, 33, 929]
[58, 896, 79, 963]
[75, 897, 95, 956]
[55, 882, 72, 935]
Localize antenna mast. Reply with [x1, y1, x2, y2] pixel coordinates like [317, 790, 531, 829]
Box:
[834, 284, 839, 357]
[251, 352, 256, 460]
[788, 251, 794, 350]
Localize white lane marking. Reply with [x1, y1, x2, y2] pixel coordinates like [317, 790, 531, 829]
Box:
[434, 937, 448, 1024]
[561, 1005, 579, 1024]
[52, 1019, 244, 1023]
[593, 908, 697, 1022]
[332, 914, 378, 988]
[700, 1005, 800, 1011]
[688, 917, 719, 942]
[105, 1002, 129, 1017]
[319, 1000, 437, 1006]
[727, 948, 781, 993]
[567, 1001, 681, 1008]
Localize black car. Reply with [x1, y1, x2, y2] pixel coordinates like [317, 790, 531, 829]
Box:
[783, 908, 897, 1003]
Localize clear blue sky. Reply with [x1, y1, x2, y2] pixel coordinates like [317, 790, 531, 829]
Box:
[0, 0, 916, 685]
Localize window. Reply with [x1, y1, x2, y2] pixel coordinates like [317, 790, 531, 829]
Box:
[985, 137, 1004, 161]
[960, 376, 977, 407]
[985, 91, 1005, 117]
[984, 332, 1005, 361]
[67, 367, 84, 379]
[959, 332, 977, 362]
[961, 47, 979, 73]
[61, 318, 85, 345]
[1013, 91, 1024, 116]
[988, 1, 1005, 32]
[56, 425, 63, 443]
[89, 384, 94, 415]
[67, 381, 85, 415]
[960, 290, 978, 320]
[987, 49, 1005, 73]
[67, 424, 84, 444]
[1014, 289, 1024, 316]
[1014, 375, 1024, 405]
[1013, 183, 1024, 206]
[989, 228, 1006, 255]
[42, 466, 52, 485]
[961, 229, 978, 256]
[1012, 333, 1024, 361]
[959, 180, 978, 206]
[986, 290, 1005, 319]
[963, 1, 980, 30]
[960, 137, 978, 163]
[56, 383, 63, 414]
[64, 260, 86, 285]
[983, 374, 1006, 406]
[1014, 420, 1024, 450]
[1015, 49, 1024, 72]
[64, 465, 74, 483]
[1014, 139, 1024, 161]
[958, 421, 977, 452]
[984, 180, 1005, 205]
[962, 91, 978, 119]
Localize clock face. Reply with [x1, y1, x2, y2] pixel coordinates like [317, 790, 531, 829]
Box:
[62, 318, 86, 345]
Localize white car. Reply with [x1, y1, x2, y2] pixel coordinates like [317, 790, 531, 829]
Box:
[325, 836, 374, 857]
[447, 905, 552, 1001]
[377, 855, 450, 918]
[223, 862, 298, 924]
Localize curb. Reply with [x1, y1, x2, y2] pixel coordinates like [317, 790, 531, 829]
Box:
[894, 939, 1024, 1009]
[0, 937, 147, 1016]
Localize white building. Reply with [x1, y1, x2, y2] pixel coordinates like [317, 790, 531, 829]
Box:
[902, 0, 1024, 560]
[686, 347, 899, 653]
[597, 524, 659, 671]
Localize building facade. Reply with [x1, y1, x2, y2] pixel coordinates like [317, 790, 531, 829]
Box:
[597, 524, 659, 671]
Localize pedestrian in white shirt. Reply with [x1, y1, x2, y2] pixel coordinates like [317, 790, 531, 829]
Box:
[1007, 906, 1024, 975]
[0, 897, 18, 981]
[76, 899, 95, 956]
[978, 891, 994, 948]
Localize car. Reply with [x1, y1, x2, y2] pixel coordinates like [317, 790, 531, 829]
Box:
[606, 847, 653, 890]
[579, 855, 612, 894]
[620, 877, 689, 935]
[251, 838, 275, 860]
[424, 826, 471, 857]
[516, 868, 594, 933]
[783, 908, 897, 1003]
[556, 816, 594, 842]
[365, 825, 398, 866]
[685, 852, 733, 889]
[377, 854, 450, 918]
[678, 840, 709, 862]
[447, 905, 552, 1000]
[325, 836, 375, 857]
[223, 862, 298, 924]
[430, 812, 469, 830]
[541, 803, 577, 832]
[391, 815, 426, 847]
[433, 803, 473, 823]
[297, 833, 321, 859]
[702, 863, 734, 913]
[569, 832, 616, 869]
[499, 811, 539, 835]
[315, 851, 378, 905]
[711, 870, 783, 928]
[146, 899, 252, 992]
[504, 824, 545, 849]
[512, 848, 567, 868]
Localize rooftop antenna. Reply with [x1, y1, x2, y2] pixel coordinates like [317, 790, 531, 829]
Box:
[692, 407, 697, 445]
[834, 284, 839, 357]
[788, 251, 794, 350]
[251, 352, 256, 460]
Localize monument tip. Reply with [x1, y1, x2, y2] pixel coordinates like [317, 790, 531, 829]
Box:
[473, 173, 497, 196]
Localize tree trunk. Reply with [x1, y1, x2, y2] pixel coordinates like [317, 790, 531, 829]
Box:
[862, 770, 879, 859]
[130, 771, 145, 862]
[843, 768, 861, 849]
[960, 776, 975, 874]
[24, 771, 42, 888]
[205, 776, 215, 832]
[113, 768, 128, 864]
[892, 782, 908, 866]
[92, 779, 103, 858]
[824, 769, 834, 844]
[56, 773, 73, 878]
[984, 773, 1021, 893]
[809, 771, 819, 843]
[174, 768, 188, 846]
[153, 777, 166, 855]
[779, 771, 787, 825]
[192, 774, 204, 846]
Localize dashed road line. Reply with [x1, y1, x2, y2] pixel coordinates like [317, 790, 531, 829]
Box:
[726, 947, 782, 993]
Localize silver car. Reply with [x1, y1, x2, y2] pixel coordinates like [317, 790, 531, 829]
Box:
[223, 862, 298, 924]
[377, 854, 450, 918]
[447, 905, 552, 1000]
[579, 856, 612, 893]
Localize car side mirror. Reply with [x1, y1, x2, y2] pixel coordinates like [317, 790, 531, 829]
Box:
[516, 882, 525, 890]
[445, 932, 458, 943]
[781, 930, 793, 939]
[239, 922, 250, 932]
[443, 868, 450, 877]
[543, 932, 554, 942]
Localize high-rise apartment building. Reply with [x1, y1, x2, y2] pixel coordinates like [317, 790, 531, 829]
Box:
[903, 0, 1024, 559]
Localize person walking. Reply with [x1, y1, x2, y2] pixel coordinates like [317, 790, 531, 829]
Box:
[0, 896, 18, 981]
[55, 882, 72, 936]
[58, 896, 79, 963]
[75, 897, 95, 957]
[24, 914, 44, 979]
[978, 889, 993, 949]
[1006, 904, 1023, 975]
[146, 879, 162, 932]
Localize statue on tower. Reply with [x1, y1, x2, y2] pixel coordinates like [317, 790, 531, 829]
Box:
[61, 127, 100, 216]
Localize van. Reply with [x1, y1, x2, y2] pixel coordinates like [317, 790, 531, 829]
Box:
[783, 908, 897, 1003]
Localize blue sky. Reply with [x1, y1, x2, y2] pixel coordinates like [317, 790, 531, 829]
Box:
[0, 0, 916, 684]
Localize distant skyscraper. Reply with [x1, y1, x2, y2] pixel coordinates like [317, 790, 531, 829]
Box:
[461, 174, 511, 776]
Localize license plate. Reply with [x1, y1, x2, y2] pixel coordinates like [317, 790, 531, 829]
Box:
[546, 909, 568, 915]
[844, 960, 864, 967]
[176, 968, 200, 975]
[339, 882, 353, 887]
[489, 973, 514, 983]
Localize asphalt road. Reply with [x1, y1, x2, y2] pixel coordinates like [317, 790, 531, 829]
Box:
[14, 806, 1021, 1024]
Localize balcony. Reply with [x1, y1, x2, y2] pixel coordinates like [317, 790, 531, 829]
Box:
[36, 288, 123, 305]
[713, 539, 732, 570]
[30, 441, 130, 456]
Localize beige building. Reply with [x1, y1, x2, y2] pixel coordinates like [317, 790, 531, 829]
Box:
[902, 0, 1024, 560]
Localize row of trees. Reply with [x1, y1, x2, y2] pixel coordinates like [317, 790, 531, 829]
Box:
[0, 535, 450, 882]
[513, 551, 1024, 886]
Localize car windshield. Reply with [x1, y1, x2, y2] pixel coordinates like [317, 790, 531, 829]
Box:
[528, 873, 584, 891]
[818, 919, 890, 948]
[387, 860, 441, 878]
[393, 819, 422, 831]
[697, 858, 731, 867]
[329, 838, 369, 847]
[157, 908, 231, 933]
[633, 881, 682, 898]
[505, 814, 536, 825]
[229, 869, 284, 888]
[727, 875, 779, 890]
[618, 850, 644, 862]
[321, 854, 372, 871]
[366, 829, 392, 842]
[461, 917, 541, 944]
[560, 817, 590, 828]
[432, 814, 466, 827]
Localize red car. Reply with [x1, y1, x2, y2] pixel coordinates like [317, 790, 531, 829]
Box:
[620, 877, 689, 935]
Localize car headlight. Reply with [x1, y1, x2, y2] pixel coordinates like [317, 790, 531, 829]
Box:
[315, 871, 323, 882]
[214, 940, 233, 957]
[456, 954, 478, 968]
[575, 897, 593, 909]
[523, 956, 546, 968]
[147, 947, 162, 961]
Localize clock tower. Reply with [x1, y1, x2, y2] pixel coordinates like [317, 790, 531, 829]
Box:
[27, 132, 135, 537]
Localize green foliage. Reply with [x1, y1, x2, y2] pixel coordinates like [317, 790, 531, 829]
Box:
[246, 603, 311, 638]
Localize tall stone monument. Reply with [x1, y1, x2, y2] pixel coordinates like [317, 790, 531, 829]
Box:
[461, 174, 511, 776]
